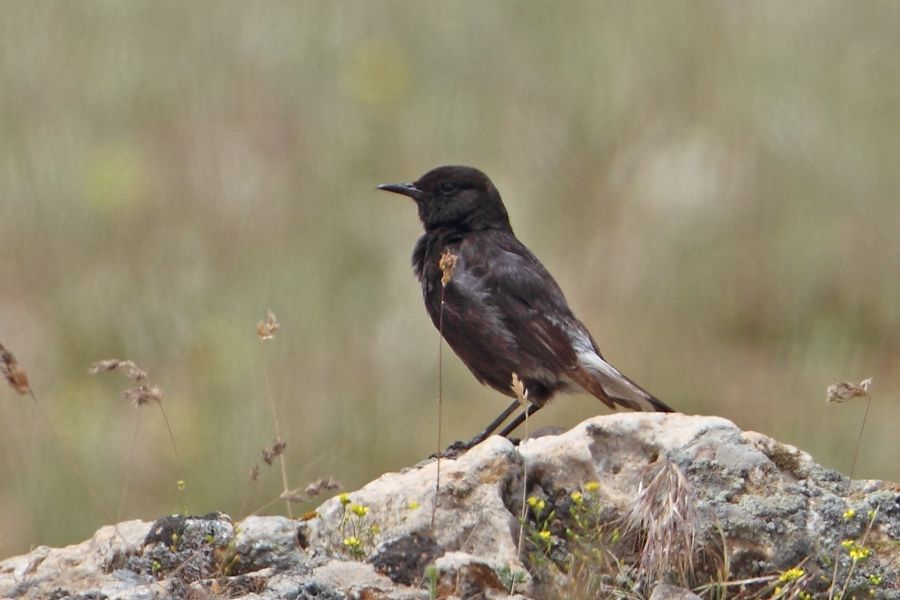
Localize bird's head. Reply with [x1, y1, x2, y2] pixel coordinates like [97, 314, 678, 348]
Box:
[378, 165, 512, 233]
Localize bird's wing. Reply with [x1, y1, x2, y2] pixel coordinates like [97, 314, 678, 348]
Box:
[457, 232, 584, 373]
[456, 231, 672, 413]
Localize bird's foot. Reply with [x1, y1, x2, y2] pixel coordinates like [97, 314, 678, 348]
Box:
[428, 439, 473, 460]
[427, 431, 528, 460]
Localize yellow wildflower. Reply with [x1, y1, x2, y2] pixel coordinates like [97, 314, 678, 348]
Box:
[779, 567, 804, 582]
[343, 536, 361, 551]
[527, 496, 545, 513]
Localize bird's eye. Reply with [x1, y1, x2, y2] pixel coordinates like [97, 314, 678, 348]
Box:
[439, 181, 457, 194]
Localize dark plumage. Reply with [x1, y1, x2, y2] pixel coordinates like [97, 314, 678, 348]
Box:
[379, 165, 672, 444]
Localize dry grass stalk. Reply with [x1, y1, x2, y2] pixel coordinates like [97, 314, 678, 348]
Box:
[624, 457, 700, 588]
[825, 377, 874, 485]
[255, 309, 293, 518]
[824, 376, 875, 597]
[432, 250, 458, 529]
[1, 344, 133, 546]
[89, 359, 161, 405]
[0, 342, 30, 394]
[89, 356, 187, 514]
[512, 370, 531, 593]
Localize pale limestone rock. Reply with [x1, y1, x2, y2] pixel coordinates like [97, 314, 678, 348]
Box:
[1, 414, 897, 599]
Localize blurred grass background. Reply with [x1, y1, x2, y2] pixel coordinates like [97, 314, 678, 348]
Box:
[2, 1, 899, 557]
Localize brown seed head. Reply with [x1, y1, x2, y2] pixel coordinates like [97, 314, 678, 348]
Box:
[281, 488, 312, 503]
[305, 476, 342, 497]
[0, 343, 30, 394]
[262, 437, 287, 465]
[257, 310, 280, 341]
[122, 383, 162, 406]
[439, 250, 458, 287]
[89, 359, 148, 382]
[510, 372, 528, 408]
[826, 378, 872, 403]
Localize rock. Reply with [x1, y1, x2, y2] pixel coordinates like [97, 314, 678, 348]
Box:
[132, 512, 235, 584]
[1, 414, 897, 599]
[0, 520, 152, 600]
[431, 551, 511, 598]
[232, 515, 304, 573]
[303, 435, 522, 567]
[650, 583, 702, 599]
[370, 532, 442, 586]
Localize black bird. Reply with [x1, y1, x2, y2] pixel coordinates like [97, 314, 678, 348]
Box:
[379, 165, 673, 445]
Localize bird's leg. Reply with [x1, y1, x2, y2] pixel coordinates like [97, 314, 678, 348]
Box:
[497, 402, 543, 439]
[438, 399, 541, 458]
[432, 399, 521, 459]
[464, 399, 522, 448]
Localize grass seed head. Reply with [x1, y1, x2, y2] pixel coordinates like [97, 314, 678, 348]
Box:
[826, 378, 872, 403]
[262, 437, 287, 465]
[305, 477, 341, 497]
[256, 310, 280, 340]
[89, 358, 148, 382]
[439, 249, 458, 287]
[0, 342, 30, 394]
[122, 383, 162, 406]
[511, 372, 528, 407]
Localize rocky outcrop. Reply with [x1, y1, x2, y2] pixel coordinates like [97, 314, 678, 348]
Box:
[1, 414, 897, 599]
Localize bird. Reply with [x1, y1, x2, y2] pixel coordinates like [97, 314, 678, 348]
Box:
[378, 165, 673, 446]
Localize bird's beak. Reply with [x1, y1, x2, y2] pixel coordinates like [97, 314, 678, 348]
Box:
[377, 181, 425, 200]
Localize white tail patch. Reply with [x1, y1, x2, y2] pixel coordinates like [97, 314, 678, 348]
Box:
[577, 351, 654, 408]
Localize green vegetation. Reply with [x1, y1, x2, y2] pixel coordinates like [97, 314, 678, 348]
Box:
[336, 493, 380, 560]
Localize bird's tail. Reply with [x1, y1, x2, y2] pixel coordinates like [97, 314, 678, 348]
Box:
[569, 351, 674, 413]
